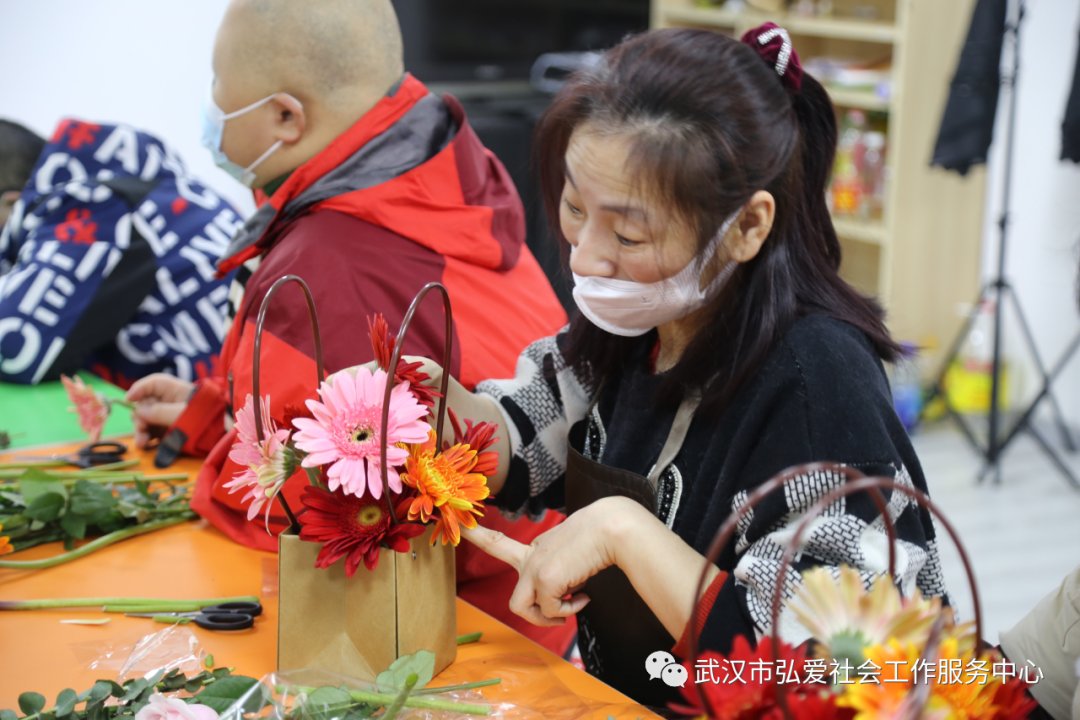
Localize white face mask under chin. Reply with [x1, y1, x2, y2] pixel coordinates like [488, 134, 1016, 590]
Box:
[571, 211, 740, 337]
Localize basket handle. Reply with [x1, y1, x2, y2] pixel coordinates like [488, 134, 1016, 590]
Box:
[378, 282, 454, 523]
[250, 274, 326, 532]
[686, 462, 896, 718]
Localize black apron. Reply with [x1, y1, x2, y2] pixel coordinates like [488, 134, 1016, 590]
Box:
[566, 394, 699, 709]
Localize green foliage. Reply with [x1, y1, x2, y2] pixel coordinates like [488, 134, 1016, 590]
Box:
[3, 655, 493, 720]
[0, 473, 191, 554]
[374, 651, 434, 693]
[2, 669, 259, 720]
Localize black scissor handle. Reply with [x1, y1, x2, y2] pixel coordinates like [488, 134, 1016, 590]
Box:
[202, 601, 263, 617]
[195, 612, 254, 631]
[78, 441, 128, 465]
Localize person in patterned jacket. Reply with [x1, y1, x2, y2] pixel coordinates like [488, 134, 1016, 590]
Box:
[124, 0, 573, 655]
[415, 26, 949, 707]
[0, 118, 239, 387]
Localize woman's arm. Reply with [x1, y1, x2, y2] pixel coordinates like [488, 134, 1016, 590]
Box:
[410, 355, 512, 495]
[464, 495, 720, 638]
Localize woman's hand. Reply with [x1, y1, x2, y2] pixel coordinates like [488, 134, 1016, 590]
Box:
[464, 496, 721, 637]
[125, 374, 194, 448]
[463, 496, 646, 626]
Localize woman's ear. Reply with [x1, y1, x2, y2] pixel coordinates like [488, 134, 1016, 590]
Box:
[271, 93, 306, 144]
[728, 190, 775, 263]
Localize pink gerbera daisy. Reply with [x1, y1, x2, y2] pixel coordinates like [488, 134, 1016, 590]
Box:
[290, 368, 430, 499]
[225, 394, 295, 526]
[61, 374, 110, 442]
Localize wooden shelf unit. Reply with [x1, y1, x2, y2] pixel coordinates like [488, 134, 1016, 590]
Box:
[651, 0, 987, 374]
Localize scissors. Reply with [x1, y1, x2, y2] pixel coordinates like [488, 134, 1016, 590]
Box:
[10, 441, 128, 468]
[126, 601, 263, 631]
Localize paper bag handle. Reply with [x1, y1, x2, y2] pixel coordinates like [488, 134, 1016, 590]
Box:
[251, 274, 326, 532]
[378, 282, 453, 523]
[686, 464, 982, 719]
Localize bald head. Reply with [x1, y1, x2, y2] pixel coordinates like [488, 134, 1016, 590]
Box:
[214, 0, 403, 114]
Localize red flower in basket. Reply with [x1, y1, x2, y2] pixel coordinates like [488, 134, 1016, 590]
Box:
[298, 484, 425, 575]
[673, 636, 843, 720]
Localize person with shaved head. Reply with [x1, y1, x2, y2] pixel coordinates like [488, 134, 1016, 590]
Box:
[126, 0, 572, 654]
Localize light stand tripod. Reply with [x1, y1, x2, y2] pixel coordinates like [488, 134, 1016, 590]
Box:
[925, 0, 1080, 488]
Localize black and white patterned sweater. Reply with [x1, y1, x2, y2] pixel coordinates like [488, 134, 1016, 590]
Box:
[476, 314, 948, 653]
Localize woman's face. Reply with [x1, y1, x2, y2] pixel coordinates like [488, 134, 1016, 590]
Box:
[560, 125, 704, 283]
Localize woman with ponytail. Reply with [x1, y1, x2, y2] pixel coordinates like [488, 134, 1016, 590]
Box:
[419, 24, 948, 707]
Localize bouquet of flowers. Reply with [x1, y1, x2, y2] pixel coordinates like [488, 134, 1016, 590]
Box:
[226, 309, 497, 577]
[676, 470, 1039, 720]
[676, 565, 1038, 719]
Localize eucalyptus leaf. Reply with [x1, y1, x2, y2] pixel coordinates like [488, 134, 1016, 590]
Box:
[120, 678, 149, 703]
[18, 692, 45, 715]
[192, 676, 261, 713]
[304, 687, 353, 720]
[25, 493, 66, 523]
[54, 688, 77, 716]
[374, 651, 434, 692]
[88, 681, 115, 703]
[1, 708, 18, 720]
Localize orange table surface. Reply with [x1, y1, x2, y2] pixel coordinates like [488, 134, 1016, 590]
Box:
[0, 441, 655, 718]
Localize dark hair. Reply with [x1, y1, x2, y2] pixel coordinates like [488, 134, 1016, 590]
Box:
[0, 119, 46, 194]
[533, 27, 900, 412]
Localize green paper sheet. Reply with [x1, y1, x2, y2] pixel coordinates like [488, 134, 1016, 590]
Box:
[0, 373, 133, 449]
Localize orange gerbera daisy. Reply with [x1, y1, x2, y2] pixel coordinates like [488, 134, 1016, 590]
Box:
[401, 431, 490, 545]
[0, 524, 13, 555]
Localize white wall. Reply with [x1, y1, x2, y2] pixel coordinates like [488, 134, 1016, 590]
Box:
[0, 1, 255, 216]
[980, 0, 1080, 433]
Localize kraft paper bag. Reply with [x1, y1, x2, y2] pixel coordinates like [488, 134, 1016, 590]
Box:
[277, 527, 457, 680]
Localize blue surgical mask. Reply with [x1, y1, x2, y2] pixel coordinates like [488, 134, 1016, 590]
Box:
[200, 92, 291, 187]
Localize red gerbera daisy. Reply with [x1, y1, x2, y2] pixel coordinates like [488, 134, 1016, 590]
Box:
[367, 313, 440, 409]
[448, 408, 499, 477]
[298, 485, 425, 576]
[673, 637, 845, 720]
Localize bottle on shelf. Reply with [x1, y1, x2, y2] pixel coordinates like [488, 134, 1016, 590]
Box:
[830, 109, 867, 217]
[859, 130, 886, 220]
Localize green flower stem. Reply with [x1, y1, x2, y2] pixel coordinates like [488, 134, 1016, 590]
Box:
[283, 685, 491, 716]
[0, 472, 189, 486]
[455, 632, 482, 645]
[0, 460, 69, 470]
[415, 677, 501, 695]
[0, 594, 259, 611]
[380, 674, 418, 720]
[78, 460, 142, 472]
[346, 689, 489, 716]
[0, 514, 194, 570]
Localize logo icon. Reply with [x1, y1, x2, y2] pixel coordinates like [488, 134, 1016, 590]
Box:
[645, 650, 686, 687]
